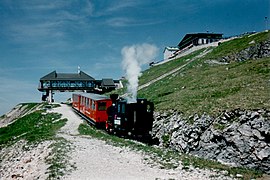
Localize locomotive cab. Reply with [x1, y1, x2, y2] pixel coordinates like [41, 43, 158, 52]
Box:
[106, 97, 154, 139]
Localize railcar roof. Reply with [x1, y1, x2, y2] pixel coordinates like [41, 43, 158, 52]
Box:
[75, 93, 110, 101]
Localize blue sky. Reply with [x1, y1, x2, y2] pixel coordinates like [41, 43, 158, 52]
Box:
[0, 0, 269, 115]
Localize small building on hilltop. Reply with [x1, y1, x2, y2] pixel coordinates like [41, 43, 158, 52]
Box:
[178, 33, 223, 51]
[163, 46, 179, 60]
[159, 33, 223, 64]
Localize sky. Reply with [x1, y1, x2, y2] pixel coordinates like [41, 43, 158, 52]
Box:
[0, 0, 269, 115]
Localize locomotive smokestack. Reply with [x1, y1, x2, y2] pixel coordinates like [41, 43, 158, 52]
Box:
[110, 94, 119, 103]
[121, 43, 158, 103]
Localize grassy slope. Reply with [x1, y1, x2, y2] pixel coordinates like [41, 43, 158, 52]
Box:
[139, 48, 206, 85]
[0, 103, 69, 179]
[0, 104, 66, 147]
[138, 31, 270, 115]
[207, 31, 270, 59]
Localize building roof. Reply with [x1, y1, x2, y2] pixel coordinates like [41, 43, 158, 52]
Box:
[40, 70, 95, 81]
[178, 33, 223, 49]
[101, 79, 116, 88]
[163, 46, 179, 53]
[77, 93, 110, 101]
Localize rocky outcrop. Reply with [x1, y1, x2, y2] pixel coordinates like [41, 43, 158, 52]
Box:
[152, 109, 270, 174]
[217, 39, 270, 63]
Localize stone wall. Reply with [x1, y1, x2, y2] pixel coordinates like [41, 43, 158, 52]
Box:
[152, 109, 270, 173]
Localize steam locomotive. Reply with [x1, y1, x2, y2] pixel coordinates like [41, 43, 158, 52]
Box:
[72, 93, 154, 139]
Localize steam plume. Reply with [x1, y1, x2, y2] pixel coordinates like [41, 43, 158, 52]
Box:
[121, 43, 158, 103]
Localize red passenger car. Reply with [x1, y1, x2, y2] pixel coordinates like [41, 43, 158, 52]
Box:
[72, 93, 112, 126]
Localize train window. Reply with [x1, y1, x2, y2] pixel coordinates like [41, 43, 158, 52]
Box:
[86, 98, 89, 107]
[92, 100, 95, 110]
[121, 104, 125, 113]
[118, 104, 121, 113]
[147, 104, 151, 112]
[98, 102, 107, 111]
[117, 103, 125, 114]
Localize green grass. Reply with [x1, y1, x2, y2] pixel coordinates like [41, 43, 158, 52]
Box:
[136, 31, 270, 116]
[139, 57, 270, 116]
[21, 103, 40, 110]
[78, 122, 263, 179]
[0, 111, 67, 147]
[139, 48, 206, 85]
[139, 31, 269, 88]
[205, 31, 270, 59]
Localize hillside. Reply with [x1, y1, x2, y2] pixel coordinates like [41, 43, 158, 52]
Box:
[138, 30, 270, 115]
[0, 103, 244, 179]
[136, 30, 270, 176]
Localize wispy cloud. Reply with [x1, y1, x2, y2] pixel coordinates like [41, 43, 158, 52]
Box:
[7, 21, 64, 43]
[105, 1, 140, 13]
[93, 0, 140, 17]
[106, 17, 163, 27]
[0, 0, 93, 44]
[106, 17, 133, 27]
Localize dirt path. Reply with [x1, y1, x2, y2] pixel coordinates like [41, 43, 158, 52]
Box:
[52, 104, 232, 180]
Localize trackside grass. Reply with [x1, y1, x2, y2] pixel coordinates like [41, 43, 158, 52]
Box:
[78, 122, 263, 179]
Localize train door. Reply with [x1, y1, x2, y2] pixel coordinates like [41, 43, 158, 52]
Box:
[96, 101, 107, 123]
[116, 101, 128, 130]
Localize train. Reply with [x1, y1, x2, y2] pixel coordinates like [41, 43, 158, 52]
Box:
[72, 93, 154, 139]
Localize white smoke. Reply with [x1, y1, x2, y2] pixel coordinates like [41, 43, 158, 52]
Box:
[121, 43, 158, 103]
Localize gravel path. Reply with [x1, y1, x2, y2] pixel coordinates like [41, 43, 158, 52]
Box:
[52, 104, 233, 180]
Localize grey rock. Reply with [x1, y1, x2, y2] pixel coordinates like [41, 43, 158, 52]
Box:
[250, 111, 260, 119]
[200, 129, 213, 142]
[152, 108, 270, 174]
[238, 124, 253, 137]
[255, 146, 270, 160]
[252, 129, 264, 140]
[236, 174, 243, 178]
